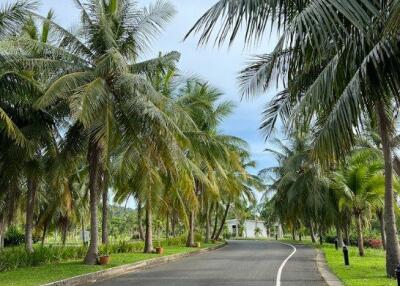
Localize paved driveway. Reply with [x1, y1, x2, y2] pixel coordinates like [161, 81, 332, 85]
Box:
[92, 240, 326, 286]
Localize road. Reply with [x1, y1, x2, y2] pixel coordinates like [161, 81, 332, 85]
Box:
[93, 240, 326, 286]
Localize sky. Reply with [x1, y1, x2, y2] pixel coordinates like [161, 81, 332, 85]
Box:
[38, 0, 280, 203]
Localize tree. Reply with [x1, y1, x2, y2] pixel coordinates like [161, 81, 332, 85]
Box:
[32, 0, 178, 264]
[187, 0, 400, 276]
[332, 150, 386, 256]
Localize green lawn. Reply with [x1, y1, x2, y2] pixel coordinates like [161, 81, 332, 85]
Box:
[277, 238, 396, 286]
[321, 243, 396, 286]
[0, 244, 218, 286]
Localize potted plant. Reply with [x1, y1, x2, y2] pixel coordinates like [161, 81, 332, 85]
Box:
[98, 245, 110, 265]
[155, 241, 164, 255]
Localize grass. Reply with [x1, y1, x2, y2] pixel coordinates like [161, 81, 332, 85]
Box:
[0, 244, 218, 286]
[278, 238, 396, 286]
[321, 243, 396, 286]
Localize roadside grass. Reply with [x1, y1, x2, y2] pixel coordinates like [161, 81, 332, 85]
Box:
[0, 244, 218, 286]
[321, 243, 395, 286]
[277, 238, 396, 286]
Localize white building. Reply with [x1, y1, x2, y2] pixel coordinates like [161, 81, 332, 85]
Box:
[226, 219, 283, 239]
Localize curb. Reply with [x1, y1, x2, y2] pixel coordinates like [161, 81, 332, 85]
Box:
[41, 243, 227, 286]
[315, 249, 344, 286]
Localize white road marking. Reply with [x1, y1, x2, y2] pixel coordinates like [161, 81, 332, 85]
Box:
[276, 242, 297, 286]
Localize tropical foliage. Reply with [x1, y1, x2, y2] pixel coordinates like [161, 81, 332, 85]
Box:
[188, 0, 400, 278]
[0, 0, 260, 267]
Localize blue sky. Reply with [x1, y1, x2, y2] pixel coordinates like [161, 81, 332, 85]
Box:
[38, 0, 279, 202]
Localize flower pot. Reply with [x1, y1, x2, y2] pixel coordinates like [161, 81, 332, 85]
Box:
[155, 247, 164, 255]
[195, 242, 201, 248]
[99, 255, 110, 265]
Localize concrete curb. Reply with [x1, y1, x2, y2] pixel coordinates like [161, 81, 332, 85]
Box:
[315, 249, 344, 286]
[41, 243, 227, 286]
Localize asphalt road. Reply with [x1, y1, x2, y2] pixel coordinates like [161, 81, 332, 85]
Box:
[93, 240, 326, 286]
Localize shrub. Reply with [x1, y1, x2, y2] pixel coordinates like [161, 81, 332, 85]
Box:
[166, 235, 186, 246]
[366, 239, 382, 249]
[325, 234, 383, 249]
[4, 227, 25, 247]
[165, 234, 203, 246]
[0, 240, 151, 272]
[223, 232, 231, 239]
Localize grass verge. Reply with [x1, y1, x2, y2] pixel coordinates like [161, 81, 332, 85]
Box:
[321, 243, 395, 286]
[0, 244, 219, 286]
[278, 238, 396, 286]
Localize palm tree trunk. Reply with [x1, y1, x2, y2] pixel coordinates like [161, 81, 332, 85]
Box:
[211, 203, 219, 239]
[336, 222, 344, 248]
[376, 100, 400, 277]
[144, 194, 153, 253]
[84, 141, 101, 265]
[377, 209, 386, 250]
[81, 218, 86, 246]
[171, 212, 176, 237]
[355, 213, 364, 256]
[205, 203, 212, 243]
[25, 177, 37, 253]
[165, 212, 169, 240]
[319, 226, 323, 245]
[137, 198, 144, 241]
[101, 170, 109, 245]
[186, 209, 195, 247]
[344, 219, 350, 246]
[61, 217, 68, 247]
[292, 227, 296, 241]
[214, 202, 230, 240]
[41, 223, 48, 246]
[0, 216, 5, 249]
[309, 222, 316, 243]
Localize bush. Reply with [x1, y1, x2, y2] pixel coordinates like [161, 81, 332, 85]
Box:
[4, 227, 25, 247]
[365, 239, 382, 249]
[324, 234, 383, 249]
[165, 233, 203, 246]
[0, 245, 89, 272]
[0, 240, 158, 272]
[223, 232, 231, 239]
[103, 241, 144, 254]
[324, 235, 336, 244]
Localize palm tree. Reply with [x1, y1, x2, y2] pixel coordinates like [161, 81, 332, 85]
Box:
[30, 0, 178, 264]
[0, 8, 63, 253]
[332, 150, 386, 256]
[260, 132, 333, 241]
[187, 0, 400, 276]
[0, 0, 38, 147]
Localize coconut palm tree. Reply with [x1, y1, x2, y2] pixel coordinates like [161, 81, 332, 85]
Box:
[28, 0, 180, 264]
[332, 150, 386, 256]
[187, 0, 400, 276]
[0, 0, 38, 147]
[0, 8, 65, 252]
[260, 131, 338, 242]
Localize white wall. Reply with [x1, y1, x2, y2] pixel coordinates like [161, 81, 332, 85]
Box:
[226, 220, 268, 238]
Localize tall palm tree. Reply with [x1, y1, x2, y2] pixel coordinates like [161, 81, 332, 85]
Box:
[332, 150, 386, 256]
[29, 0, 179, 264]
[1, 8, 63, 253]
[187, 0, 400, 276]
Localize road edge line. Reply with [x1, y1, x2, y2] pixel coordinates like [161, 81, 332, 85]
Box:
[41, 242, 227, 286]
[275, 242, 296, 286]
